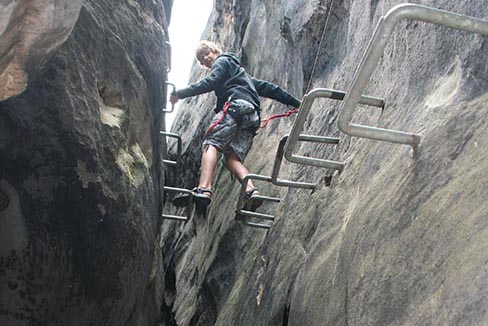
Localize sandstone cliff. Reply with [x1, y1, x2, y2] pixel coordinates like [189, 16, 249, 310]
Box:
[0, 1, 171, 325]
[162, 0, 488, 325]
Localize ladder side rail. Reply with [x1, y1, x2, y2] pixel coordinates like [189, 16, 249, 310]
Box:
[162, 186, 193, 221]
[337, 3, 488, 148]
[163, 82, 176, 113]
[284, 88, 384, 170]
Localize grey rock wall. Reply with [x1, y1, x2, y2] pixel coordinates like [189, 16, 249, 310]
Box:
[0, 0, 83, 101]
[162, 0, 488, 325]
[0, 0, 171, 325]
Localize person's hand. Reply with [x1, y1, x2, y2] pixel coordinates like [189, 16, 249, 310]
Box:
[169, 93, 179, 104]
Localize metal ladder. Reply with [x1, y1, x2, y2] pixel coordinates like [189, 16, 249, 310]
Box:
[338, 3, 488, 148]
[284, 88, 384, 171]
[239, 4, 488, 229]
[160, 131, 193, 222]
[237, 88, 384, 229]
[235, 174, 281, 230]
[161, 40, 192, 221]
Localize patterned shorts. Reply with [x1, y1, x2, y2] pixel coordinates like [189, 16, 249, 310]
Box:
[203, 99, 260, 163]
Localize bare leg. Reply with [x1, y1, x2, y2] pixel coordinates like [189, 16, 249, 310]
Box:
[225, 152, 255, 192]
[198, 145, 219, 190]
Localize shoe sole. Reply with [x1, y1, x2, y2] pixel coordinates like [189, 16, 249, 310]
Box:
[194, 194, 211, 208]
[173, 194, 191, 207]
[250, 197, 264, 211]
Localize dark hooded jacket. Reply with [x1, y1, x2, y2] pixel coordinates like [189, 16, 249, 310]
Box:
[176, 53, 301, 113]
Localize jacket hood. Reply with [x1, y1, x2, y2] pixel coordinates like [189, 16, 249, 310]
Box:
[218, 52, 240, 65]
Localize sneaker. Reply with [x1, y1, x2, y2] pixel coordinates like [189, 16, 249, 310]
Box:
[172, 187, 212, 208]
[245, 188, 264, 212]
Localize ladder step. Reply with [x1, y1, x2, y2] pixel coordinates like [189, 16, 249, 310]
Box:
[239, 210, 275, 220]
[164, 186, 191, 194]
[298, 134, 340, 144]
[243, 221, 271, 229]
[162, 214, 188, 222]
[252, 194, 280, 203]
[163, 160, 177, 166]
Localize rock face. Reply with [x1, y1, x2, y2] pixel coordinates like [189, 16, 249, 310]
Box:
[162, 0, 488, 325]
[0, 0, 171, 325]
[0, 0, 83, 101]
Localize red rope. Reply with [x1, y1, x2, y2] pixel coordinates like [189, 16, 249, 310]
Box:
[260, 108, 299, 128]
[207, 102, 231, 135]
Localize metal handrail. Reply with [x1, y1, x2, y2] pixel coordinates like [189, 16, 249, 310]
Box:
[338, 3, 488, 148]
[163, 82, 176, 113]
[159, 131, 181, 165]
[235, 174, 280, 229]
[285, 88, 385, 170]
[162, 186, 193, 221]
[271, 135, 320, 189]
[165, 41, 172, 73]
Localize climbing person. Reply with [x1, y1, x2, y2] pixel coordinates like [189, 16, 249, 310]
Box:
[170, 40, 301, 210]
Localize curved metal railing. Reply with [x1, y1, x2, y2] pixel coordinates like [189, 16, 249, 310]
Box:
[338, 3, 488, 148]
[285, 88, 385, 171]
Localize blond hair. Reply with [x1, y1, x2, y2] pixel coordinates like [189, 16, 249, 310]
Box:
[195, 41, 222, 63]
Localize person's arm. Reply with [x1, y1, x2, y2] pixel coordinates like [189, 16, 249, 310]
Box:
[175, 57, 229, 99]
[252, 77, 301, 108]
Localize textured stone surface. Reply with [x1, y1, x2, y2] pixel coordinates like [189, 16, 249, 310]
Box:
[162, 0, 488, 325]
[0, 0, 83, 101]
[0, 0, 170, 325]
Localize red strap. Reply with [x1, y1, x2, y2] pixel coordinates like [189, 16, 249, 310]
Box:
[207, 102, 231, 135]
[260, 108, 299, 128]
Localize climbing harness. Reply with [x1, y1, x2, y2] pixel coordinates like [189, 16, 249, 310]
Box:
[206, 102, 231, 134]
[260, 108, 299, 128]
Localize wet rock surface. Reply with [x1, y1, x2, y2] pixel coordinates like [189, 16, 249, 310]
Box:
[0, 0, 170, 325]
[163, 0, 488, 325]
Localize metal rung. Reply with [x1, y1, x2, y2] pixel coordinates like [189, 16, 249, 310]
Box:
[160, 131, 182, 165]
[298, 134, 340, 144]
[338, 3, 488, 148]
[163, 82, 176, 113]
[271, 135, 319, 190]
[251, 194, 280, 203]
[285, 88, 385, 171]
[162, 186, 192, 222]
[243, 221, 271, 229]
[238, 210, 275, 220]
[162, 215, 188, 222]
[236, 174, 280, 227]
